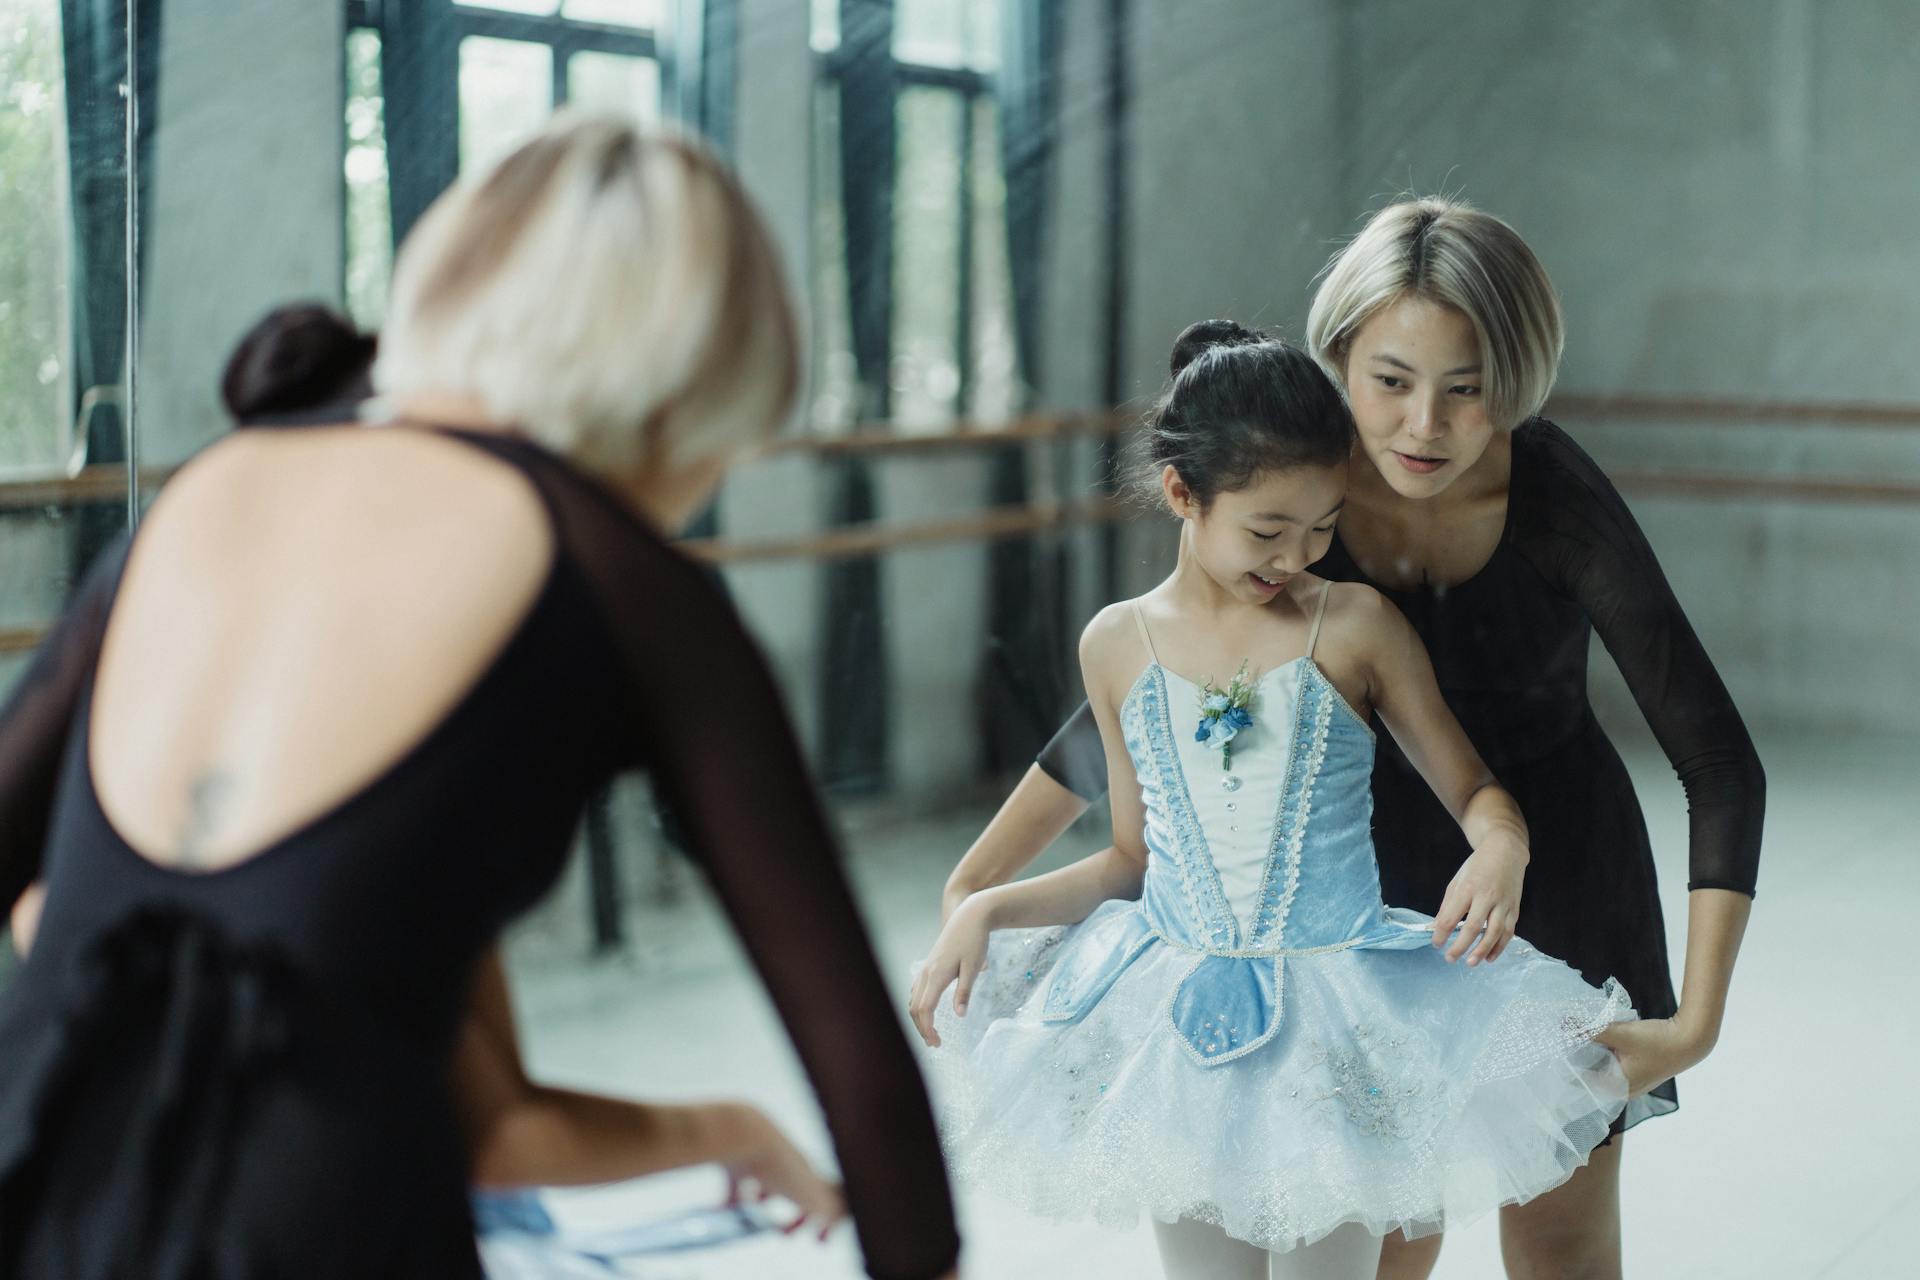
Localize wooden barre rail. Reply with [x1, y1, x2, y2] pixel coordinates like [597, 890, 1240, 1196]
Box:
[6, 392, 1920, 512]
[0, 467, 175, 512]
[1547, 393, 1920, 428]
[1608, 471, 1920, 504]
[0, 413, 1131, 512]
[678, 495, 1131, 563]
[0, 497, 1136, 655]
[7, 468, 1920, 656]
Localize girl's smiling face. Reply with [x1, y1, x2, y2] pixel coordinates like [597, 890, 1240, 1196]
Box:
[1343, 293, 1496, 500]
[1162, 461, 1348, 604]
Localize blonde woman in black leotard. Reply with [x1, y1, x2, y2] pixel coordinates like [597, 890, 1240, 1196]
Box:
[6, 299, 862, 1274]
[940, 198, 1760, 1280]
[0, 117, 960, 1280]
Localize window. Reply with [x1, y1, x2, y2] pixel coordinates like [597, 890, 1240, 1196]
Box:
[344, 29, 391, 327]
[0, 0, 73, 473]
[344, 0, 666, 328]
[810, 0, 1021, 434]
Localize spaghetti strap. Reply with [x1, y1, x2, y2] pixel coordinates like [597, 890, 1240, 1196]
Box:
[1131, 603, 1160, 665]
[1306, 580, 1332, 659]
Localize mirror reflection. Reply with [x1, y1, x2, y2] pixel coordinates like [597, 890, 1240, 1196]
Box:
[1, 2, 1911, 1278]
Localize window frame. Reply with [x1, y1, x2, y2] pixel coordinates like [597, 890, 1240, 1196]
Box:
[351, 0, 664, 108]
[812, 22, 1004, 433]
[0, 0, 77, 480]
[341, 0, 683, 320]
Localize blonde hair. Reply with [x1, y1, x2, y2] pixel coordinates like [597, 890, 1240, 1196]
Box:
[1306, 197, 1563, 430]
[374, 113, 798, 475]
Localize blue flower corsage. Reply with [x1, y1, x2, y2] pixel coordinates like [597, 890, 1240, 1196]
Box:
[1194, 662, 1257, 771]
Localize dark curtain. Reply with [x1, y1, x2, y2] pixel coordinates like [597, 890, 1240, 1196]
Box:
[1096, 0, 1130, 605]
[668, 0, 736, 159]
[61, 0, 161, 576]
[980, 0, 1065, 772]
[818, 0, 894, 792]
[379, 0, 459, 247]
[673, 0, 736, 544]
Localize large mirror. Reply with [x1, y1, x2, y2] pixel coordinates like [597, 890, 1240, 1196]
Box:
[1, 2, 1910, 1276]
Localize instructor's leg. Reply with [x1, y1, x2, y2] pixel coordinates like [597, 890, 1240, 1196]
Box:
[1498, 1138, 1623, 1280]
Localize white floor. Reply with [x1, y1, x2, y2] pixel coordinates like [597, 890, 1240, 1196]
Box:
[507, 726, 1920, 1279]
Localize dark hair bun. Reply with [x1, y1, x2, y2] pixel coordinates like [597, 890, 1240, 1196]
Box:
[1168, 318, 1266, 376]
[221, 303, 377, 421]
[1130, 319, 1353, 510]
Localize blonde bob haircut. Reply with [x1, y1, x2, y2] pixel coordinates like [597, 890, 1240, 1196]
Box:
[373, 113, 798, 476]
[1306, 197, 1563, 431]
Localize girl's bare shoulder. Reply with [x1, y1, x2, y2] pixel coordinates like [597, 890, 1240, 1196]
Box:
[1307, 576, 1417, 663]
[1078, 597, 1160, 705]
[1079, 597, 1152, 660]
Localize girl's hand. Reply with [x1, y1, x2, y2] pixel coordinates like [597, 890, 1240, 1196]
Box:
[908, 896, 994, 1049]
[1594, 1015, 1716, 1098]
[718, 1103, 848, 1243]
[939, 881, 975, 927]
[1431, 832, 1527, 965]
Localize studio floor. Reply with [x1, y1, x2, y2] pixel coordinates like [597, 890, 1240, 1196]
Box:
[508, 725, 1919, 1279]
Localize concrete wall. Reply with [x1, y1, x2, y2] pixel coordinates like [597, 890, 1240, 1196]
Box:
[723, 0, 829, 755]
[1334, 0, 1920, 733]
[137, 0, 347, 465]
[1099, 0, 1920, 735]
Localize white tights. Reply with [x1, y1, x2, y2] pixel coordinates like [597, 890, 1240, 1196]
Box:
[1151, 1218, 1383, 1280]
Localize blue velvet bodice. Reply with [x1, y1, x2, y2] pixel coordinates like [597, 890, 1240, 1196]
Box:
[1038, 656, 1435, 1066]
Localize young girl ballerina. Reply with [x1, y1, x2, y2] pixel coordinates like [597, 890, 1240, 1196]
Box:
[908, 321, 1633, 1279]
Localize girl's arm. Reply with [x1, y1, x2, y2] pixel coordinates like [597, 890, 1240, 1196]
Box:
[452, 948, 846, 1237]
[909, 844, 1141, 1048]
[910, 608, 1151, 1045]
[1349, 586, 1532, 966]
[941, 763, 1093, 924]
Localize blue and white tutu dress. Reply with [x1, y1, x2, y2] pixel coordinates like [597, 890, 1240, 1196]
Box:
[927, 601, 1633, 1251]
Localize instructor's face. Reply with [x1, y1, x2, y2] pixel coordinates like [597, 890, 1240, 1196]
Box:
[1343, 295, 1496, 500]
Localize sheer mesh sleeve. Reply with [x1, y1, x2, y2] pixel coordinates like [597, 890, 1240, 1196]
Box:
[1514, 422, 1765, 895]
[0, 536, 131, 912]
[509, 444, 959, 1280]
[1034, 700, 1108, 802]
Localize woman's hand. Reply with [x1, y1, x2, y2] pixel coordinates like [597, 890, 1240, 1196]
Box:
[1594, 1014, 1716, 1098]
[717, 1103, 847, 1243]
[908, 895, 994, 1049]
[1431, 830, 1527, 965]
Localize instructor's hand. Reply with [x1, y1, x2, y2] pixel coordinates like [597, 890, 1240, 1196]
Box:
[1594, 1015, 1715, 1098]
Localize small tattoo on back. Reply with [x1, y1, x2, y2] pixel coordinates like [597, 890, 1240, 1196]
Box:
[175, 771, 237, 867]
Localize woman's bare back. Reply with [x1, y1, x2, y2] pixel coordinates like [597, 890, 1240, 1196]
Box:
[86, 425, 553, 873]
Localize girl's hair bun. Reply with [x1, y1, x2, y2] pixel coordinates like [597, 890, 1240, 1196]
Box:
[1130, 318, 1353, 511]
[220, 303, 377, 421]
[1168, 318, 1267, 377]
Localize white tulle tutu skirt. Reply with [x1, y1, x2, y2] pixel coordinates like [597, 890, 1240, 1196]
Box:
[925, 905, 1633, 1252]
